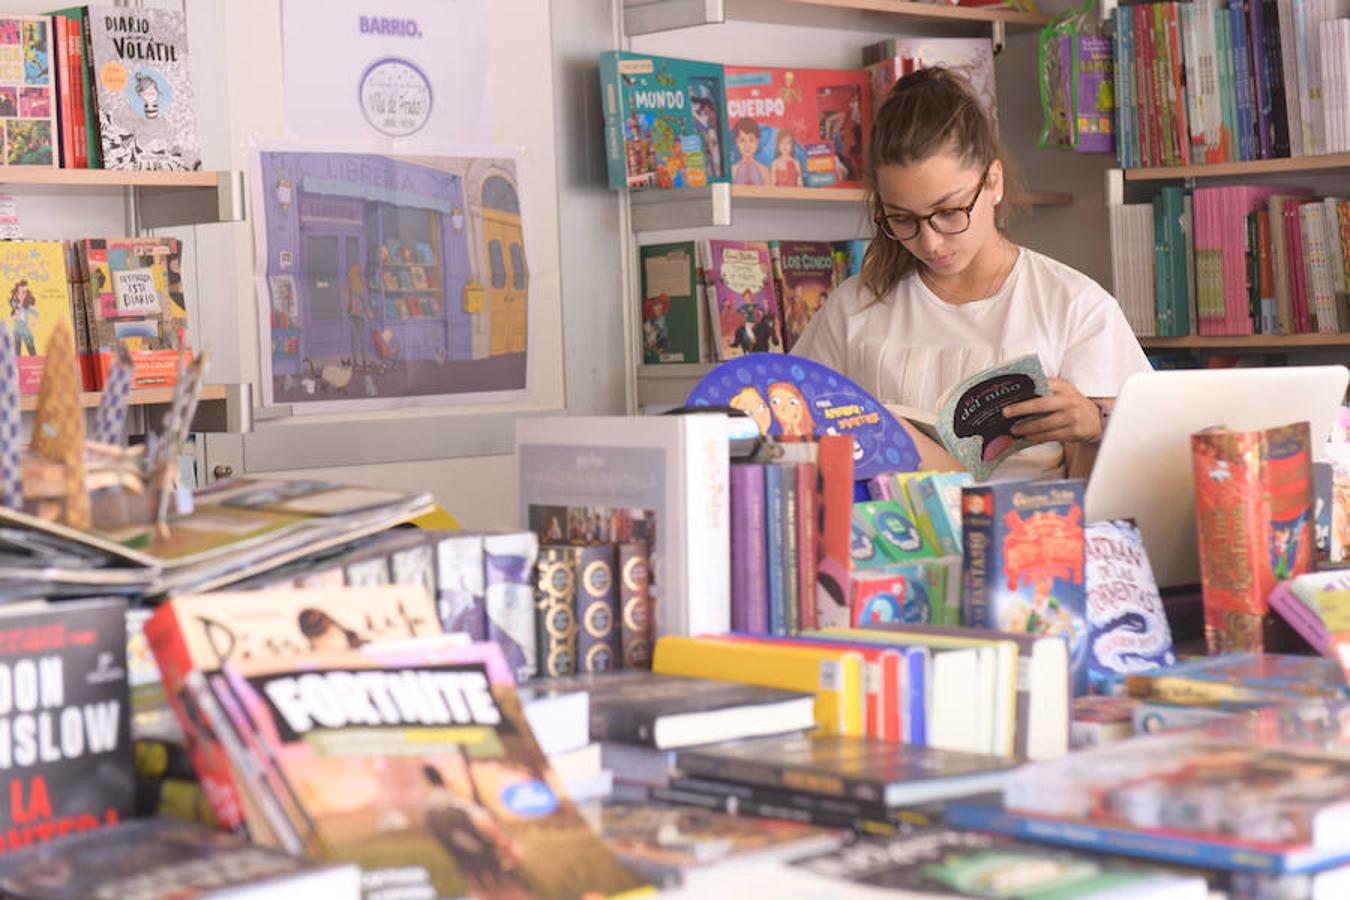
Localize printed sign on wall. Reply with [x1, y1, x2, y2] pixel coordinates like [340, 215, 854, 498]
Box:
[281, 0, 491, 146]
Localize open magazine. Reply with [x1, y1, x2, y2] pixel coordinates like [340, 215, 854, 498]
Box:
[0, 477, 434, 596]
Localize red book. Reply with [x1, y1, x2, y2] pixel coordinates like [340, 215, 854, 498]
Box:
[1191, 422, 1314, 653]
[52, 16, 73, 168]
[63, 13, 88, 168]
[815, 434, 854, 629]
[796, 461, 819, 633]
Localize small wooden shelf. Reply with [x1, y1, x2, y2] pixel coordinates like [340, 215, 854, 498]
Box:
[0, 168, 223, 188]
[785, 0, 1051, 26]
[1140, 333, 1350, 349]
[731, 185, 1073, 206]
[1124, 153, 1350, 182]
[20, 383, 229, 412]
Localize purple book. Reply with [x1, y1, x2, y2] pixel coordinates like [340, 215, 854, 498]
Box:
[1246, 0, 1273, 159]
[730, 464, 769, 634]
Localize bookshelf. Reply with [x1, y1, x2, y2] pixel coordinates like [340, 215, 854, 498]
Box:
[631, 184, 1074, 232]
[1140, 334, 1350, 350]
[1122, 153, 1350, 182]
[0, 168, 245, 230]
[623, 0, 1051, 37]
[18, 383, 252, 435]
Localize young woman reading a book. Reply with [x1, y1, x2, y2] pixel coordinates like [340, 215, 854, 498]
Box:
[794, 67, 1149, 480]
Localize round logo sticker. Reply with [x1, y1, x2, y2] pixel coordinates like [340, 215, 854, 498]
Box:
[500, 780, 559, 818]
[358, 56, 433, 137]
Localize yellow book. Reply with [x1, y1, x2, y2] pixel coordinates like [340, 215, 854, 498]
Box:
[652, 636, 864, 737]
[820, 627, 1022, 759]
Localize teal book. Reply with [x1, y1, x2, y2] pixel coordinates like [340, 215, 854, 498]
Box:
[851, 500, 935, 569]
[599, 51, 729, 191]
[639, 241, 702, 364]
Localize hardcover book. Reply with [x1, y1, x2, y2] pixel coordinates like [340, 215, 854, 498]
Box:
[0, 16, 56, 167]
[74, 237, 187, 389]
[535, 544, 580, 678]
[1191, 422, 1315, 653]
[724, 65, 871, 189]
[617, 541, 653, 668]
[0, 818, 361, 899]
[770, 240, 835, 352]
[426, 532, 488, 639]
[484, 531, 541, 682]
[1084, 519, 1176, 693]
[85, 6, 201, 170]
[640, 241, 702, 364]
[575, 543, 619, 673]
[675, 734, 1018, 809]
[961, 479, 1089, 695]
[0, 598, 133, 851]
[1124, 653, 1350, 706]
[535, 669, 815, 750]
[850, 500, 935, 568]
[599, 51, 729, 190]
[226, 643, 644, 899]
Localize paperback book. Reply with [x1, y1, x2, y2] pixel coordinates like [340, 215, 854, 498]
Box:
[85, 6, 201, 170]
[0, 17, 56, 166]
[704, 240, 782, 359]
[922, 354, 1052, 481]
[640, 241, 703, 364]
[770, 239, 835, 352]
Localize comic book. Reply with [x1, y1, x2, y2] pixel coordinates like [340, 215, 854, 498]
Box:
[85, 6, 201, 170]
[599, 51, 729, 190]
[74, 237, 187, 389]
[724, 66, 871, 189]
[0, 16, 56, 166]
[770, 240, 834, 352]
[225, 642, 645, 899]
[705, 239, 781, 360]
[0, 240, 74, 394]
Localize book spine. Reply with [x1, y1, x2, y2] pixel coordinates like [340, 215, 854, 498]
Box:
[54, 16, 74, 168]
[670, 774, 940, 827]
[764, 463, 787, 635]
[797, 462, 819, 633]
[143, 605, 248, 833]
[66, 13, 87, 168]
[599, 52, 625, 190]
[1246, 0, 1273, 158]
[80, 7, 103, 168]
[678, 414, 731, 636]
[485, 533, 540, 681]
[431, 534, 488, 640]
[1263, 0, 1292, 157]
[730, 464, 768, 634]
[960, 485, 993, 628]
[780, 463, 800, 635]
[576, 544, 620, 673]
[618, 541, 654, 669]
[535, 544, 579, 678]
[675, 753, 879, 805]
[942, 804, 1288, 873]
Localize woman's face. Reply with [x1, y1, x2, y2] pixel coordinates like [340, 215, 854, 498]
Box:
[875, 149, 1001, 278]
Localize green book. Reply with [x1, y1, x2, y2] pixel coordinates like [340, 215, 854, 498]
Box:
[639, 241, 702, 364]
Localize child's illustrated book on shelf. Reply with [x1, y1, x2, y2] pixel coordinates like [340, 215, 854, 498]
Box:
[85, 6, 201, 170]
[704, 239, 782, 360]
[599, 51, 729, 190]
[0, 240, 75, 394]
[770, 239, 835, 353]
[724, 65, 871, 189]
[0, 16, 56, 167]
[640, 240, 703, 364]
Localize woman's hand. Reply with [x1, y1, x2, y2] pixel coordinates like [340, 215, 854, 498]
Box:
[1002, 378, 1103, 445]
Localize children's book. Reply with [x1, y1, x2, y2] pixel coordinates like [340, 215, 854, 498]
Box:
[75, 237, 186, 389]
[770, 240, 835, 352]
[0, 16, 56, 166]
[640, 240, 703, 364]
[0, 240, 75, 394]
[1123, 653, 1350, 706]
[724, 66, 871, 189]
[685, 353, 921, 479]
[0, 818, 362, 899]
[1084, 519, 1176, 693]
[599, 51, 729, 190]
[705, 239, 782, 359]
[961, 478, 1089, 695]
[226, 642, 645, 899]
[85, 6, 201, 170]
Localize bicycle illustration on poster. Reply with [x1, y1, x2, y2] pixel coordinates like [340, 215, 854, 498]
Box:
[252, 147, 530, 410]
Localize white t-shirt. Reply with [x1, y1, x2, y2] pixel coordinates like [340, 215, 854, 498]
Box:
[793, 246, 1152, 481]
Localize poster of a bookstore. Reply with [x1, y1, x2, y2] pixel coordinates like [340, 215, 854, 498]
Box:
[256, 149, 529, 408]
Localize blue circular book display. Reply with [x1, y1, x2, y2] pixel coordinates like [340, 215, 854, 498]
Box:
[686, 354, 921, 479]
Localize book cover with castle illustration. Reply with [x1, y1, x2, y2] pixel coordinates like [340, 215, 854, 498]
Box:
[600, 51, 729, 191]
[85, 6, 200, 170]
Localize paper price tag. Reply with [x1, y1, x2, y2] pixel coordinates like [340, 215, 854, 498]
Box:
[818, 659, 841, 692]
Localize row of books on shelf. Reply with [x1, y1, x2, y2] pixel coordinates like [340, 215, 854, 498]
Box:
[641, 237, 866, 365]
[1110, 185, 1350, 339]
[1110, 0, 1350, 167]
[5, 6, 199, 171]
[603, 39, 995, 192]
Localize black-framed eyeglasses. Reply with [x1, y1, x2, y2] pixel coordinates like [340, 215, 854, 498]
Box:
[873, 164, 992, 241]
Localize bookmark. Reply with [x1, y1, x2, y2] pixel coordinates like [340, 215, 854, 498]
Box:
[0, 322, 20, 510]
[30, 320, 88, 529]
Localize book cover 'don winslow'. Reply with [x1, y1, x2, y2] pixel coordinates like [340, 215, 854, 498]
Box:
[229, 647, 644, 900]
[85, 6, 200, 170]
[0, 598, 133, 851]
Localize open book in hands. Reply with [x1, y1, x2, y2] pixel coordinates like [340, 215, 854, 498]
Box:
[885, 354, 1051, 481]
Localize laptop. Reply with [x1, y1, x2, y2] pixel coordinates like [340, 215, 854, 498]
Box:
[1083, 366, 1349, 589]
